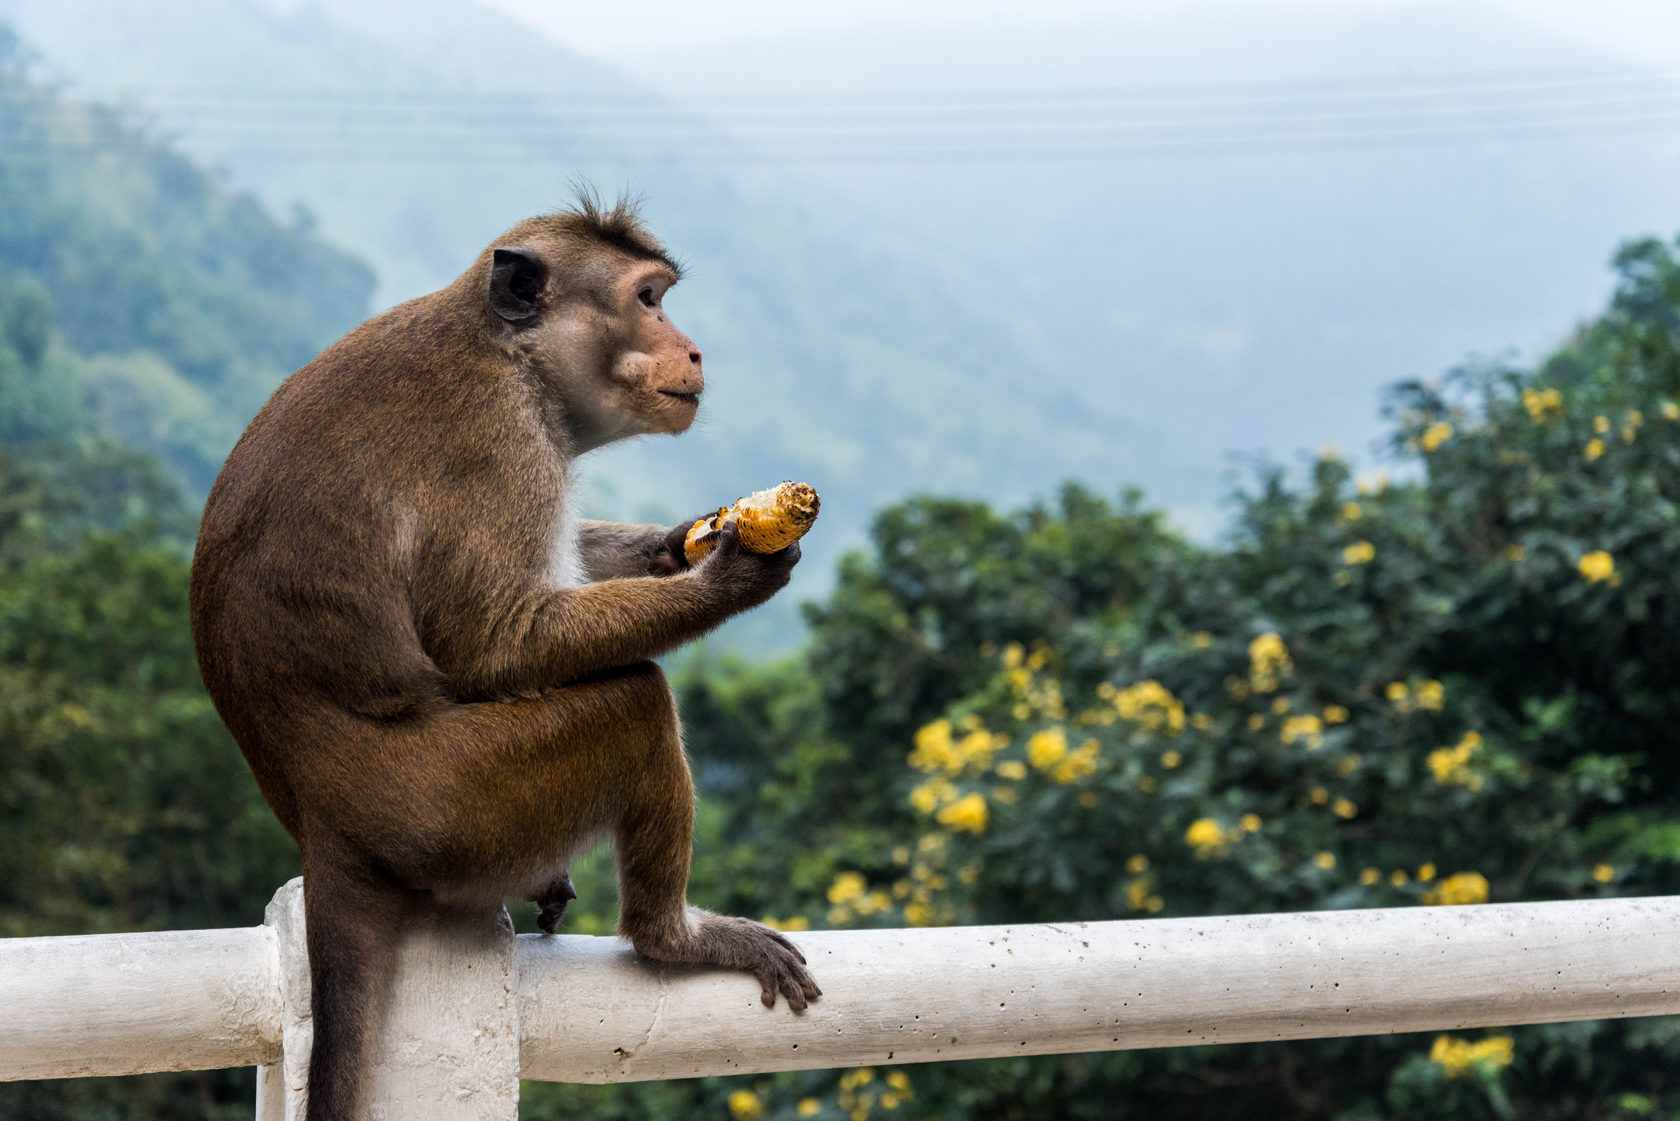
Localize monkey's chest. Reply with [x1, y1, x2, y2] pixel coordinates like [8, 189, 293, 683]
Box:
[544, 492, 586, 589]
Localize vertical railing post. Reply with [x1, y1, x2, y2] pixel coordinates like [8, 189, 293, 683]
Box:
[256, 878, 520, 1120]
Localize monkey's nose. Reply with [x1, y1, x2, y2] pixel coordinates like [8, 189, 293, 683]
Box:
[688, 347, 702, 368]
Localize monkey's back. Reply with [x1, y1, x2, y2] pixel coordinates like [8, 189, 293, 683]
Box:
[190, 295, 563, 832]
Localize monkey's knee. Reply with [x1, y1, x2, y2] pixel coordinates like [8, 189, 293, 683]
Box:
[592, 660, 676, 722]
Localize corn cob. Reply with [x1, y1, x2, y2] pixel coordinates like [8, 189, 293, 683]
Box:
[685, 481, 820, 566]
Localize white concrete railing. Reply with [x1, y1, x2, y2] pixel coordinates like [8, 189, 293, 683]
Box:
[3, 880, 1679, 1118]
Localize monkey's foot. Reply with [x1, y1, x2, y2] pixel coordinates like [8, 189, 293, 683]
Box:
[638, 911, 822, 1011]
[529, 873, 578, 934]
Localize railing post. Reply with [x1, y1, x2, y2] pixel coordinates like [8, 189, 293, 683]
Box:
[256, 878, 520, 1120]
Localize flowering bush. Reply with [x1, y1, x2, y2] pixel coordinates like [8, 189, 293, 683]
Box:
[525, 237, 1680, 1121]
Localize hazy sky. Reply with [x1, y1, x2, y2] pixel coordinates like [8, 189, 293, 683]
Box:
[480, 0, 1680, 62]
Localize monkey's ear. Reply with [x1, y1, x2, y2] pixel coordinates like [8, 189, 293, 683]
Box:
[489, 247, 549, 323]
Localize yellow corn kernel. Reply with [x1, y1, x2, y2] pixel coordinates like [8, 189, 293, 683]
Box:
[684, 481, 820, 565]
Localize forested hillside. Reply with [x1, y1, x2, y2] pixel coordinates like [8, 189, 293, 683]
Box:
[0, 0, 1152, 554]
[0, 25, 373, 491]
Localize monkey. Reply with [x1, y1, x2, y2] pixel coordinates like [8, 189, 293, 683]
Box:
[189, 196, 820, 1121]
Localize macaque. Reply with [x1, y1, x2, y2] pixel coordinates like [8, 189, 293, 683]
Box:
[190, 196, 819, 1121]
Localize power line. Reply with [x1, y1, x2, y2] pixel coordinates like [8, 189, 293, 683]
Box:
[3, 61, 1678, 167]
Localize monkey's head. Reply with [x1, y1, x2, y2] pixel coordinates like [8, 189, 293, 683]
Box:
[482, 200, 703, 452]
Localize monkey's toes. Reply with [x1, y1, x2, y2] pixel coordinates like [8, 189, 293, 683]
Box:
[755, 954, 821, 1011]
[745, 928, 820, 1011]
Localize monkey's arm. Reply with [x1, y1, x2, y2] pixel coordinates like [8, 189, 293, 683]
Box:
[423, 526, 791, 697]
[577, 520, 673, 580]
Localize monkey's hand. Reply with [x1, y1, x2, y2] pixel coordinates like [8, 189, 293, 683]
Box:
[636, 910, 821, 1011]
[648, 513, 715, 577]
[694, 520, 800, 613]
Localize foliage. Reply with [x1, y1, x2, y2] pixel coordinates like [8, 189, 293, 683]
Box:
[528, 235, 1680, 1120]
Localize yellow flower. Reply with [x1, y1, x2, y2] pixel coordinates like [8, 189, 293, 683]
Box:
[1423, 871, 1489, 906]
[1386, 681, 1409, 703]
[1191, 712, 1213, 731]
[909, 719, 955, 774]
[1504, 544, 1525, 562]
[1191, 631, 1214, 649]
[798, 1099, 821, 1118]
[1342, 540, 1375, 565]
[1160, 750, 1182, 769]
[1248, 632, 1293, 693]
[1246, 713, 1265, 732]
[1332, 797, 1357, 820]
[1419, 421, 1454, 452]
[909, 776, 956, 815]
[1521, 386, 1563, 421]
[1426, 730, 1484, 787]
[1417, 862, 1437, 882]
[1002, 643, 1024, 668]
[1415, 680, 1444, 711]
[1594, 414, 1611, 433]
[937, 792, 989, 834]
[1578, 550, 1616, 584]
[1584, 437, 1605, 462]
[827, 871, 867, 905]
[1663, 400, 1680, 421]
[1185, 818, 1225, 852]
[839, 1068, 875, 1091]
[1280, 714, 1324, 749]
[729, 1089, 766, 1120]
[1323, 704, 1349, 724]
[1593, 863, 1615, 883]
[1239, 813, 1262, 832]
[995, 759, 1027, 781]
[1340, 501, 1363, 522]
[1050, 738, 1100, 784]
[1431, 1034, 1514, 1077]
[1127, 877, 1152, 911]
[1027, 727, 1068, 770]
[1313, 851, 1337, 870]
[1114, 680, 1187, 734]
[1309, 786, 1329, 805]
[1359, 866, 1381, 885]
[886, 1070, 912, 1096]
[1125, 854, 1149, 873]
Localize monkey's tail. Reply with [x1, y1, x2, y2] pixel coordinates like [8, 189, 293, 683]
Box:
[300, 859, 408, 1121]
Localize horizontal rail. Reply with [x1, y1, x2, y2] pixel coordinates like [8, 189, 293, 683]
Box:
[517, 896, 1680, 1082]
[0, 927, 281, 1080]
[4, 895, 1678, 1090]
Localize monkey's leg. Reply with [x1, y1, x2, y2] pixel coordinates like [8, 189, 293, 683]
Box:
[315, 663, 820, 1009]
[605, 669, 822, 1011]
[528, 871, 576, 934]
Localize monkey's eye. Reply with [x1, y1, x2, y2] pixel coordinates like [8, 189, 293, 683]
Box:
[638, 288, 656, 308]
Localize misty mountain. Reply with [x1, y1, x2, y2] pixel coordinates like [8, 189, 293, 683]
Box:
[631, 1, 1680, 527]
[5, 0, 1676, 552]
[0, 0, 1156, 548]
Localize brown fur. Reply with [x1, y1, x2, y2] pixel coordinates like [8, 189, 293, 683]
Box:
[190, 200, 819, 1121]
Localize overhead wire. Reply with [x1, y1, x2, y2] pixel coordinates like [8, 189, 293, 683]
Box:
[2, 61, 1678, 165]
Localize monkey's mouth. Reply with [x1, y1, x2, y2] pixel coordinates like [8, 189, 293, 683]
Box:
[659, 390, 701, 405]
